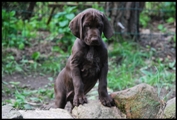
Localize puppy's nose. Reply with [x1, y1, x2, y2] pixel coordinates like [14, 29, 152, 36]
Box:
[91, 37, 99, 45]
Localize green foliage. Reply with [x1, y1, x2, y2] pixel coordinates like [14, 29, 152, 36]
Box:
[2, 55, 23, 75]
[107, 39, 175, 93]
[159, 2, 176, 18]
[49, 6, 77, 52]
[157, 24, 167, 32]
[108, 62, 134, 90]
[31, 52, 41, 61]
[41, 59, 61, 75]
[52, 46, 65, 54]
[140, 2, 176, 28]
[2, 79, 54, 109]
[92, 4, 104, 12]
[145, 2, 176, 18]
[2, 5, 76, 75]
[140, 12, 151, 28]
[139, 61, 175, 100]
[166, 17, 175, 24]
[108, 41, 149, 90]
[2, 9, 36, 49]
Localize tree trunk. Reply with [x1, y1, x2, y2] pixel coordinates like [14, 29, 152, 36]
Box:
[104, 2, 145, 41]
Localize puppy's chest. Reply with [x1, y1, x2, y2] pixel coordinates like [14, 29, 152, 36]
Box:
[81, 47, 101, 77]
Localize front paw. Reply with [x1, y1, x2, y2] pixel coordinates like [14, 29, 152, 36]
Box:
[73, 95, 88, 106]
[99, 95, 115, 107]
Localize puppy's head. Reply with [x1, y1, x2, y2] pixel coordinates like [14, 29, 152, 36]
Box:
[69, 8, 114, 46]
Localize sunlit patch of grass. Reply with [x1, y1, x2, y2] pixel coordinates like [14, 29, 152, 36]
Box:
[108, 61, 135, 90]
[107, 40, 175, 93]
[108, 41, 150, 90]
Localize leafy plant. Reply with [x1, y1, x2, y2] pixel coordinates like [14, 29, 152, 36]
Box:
[2, 55, 23, 75]
[49, 6, 77, 52]
[157, 24, 167, 32]
[92, 3, 104, 11]
[145, 2, 176, 18]
[140, 12, 151, 28]
[2, 9, 34, 49]
[31, 52, 41, 61]
[166, 17, 175, 24]
[140, 2, 176, 29]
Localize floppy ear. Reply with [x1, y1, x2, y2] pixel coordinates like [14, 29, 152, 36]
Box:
[69, 12, 84, 39]
[102, 14, 114, 39]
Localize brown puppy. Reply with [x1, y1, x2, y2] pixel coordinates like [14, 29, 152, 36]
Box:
[54, 8, 114, 109]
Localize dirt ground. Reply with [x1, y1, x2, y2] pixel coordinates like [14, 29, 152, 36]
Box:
[2, 21, 176, 109]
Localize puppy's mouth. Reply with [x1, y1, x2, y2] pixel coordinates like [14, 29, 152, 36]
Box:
[85, 37, 101, 46]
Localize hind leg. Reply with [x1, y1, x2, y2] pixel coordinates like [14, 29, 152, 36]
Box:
[54, 78, 67, 108]
[54, 69, 68, 108]
[55, 91, 67, 108]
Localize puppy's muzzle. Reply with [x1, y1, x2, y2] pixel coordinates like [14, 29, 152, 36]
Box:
[90, 37, 100, 45]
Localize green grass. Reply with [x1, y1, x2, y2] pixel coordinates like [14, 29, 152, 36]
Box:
[107, 40, 175, 93]
[2, 80, 54, 109]
[107, 41, 149, 90]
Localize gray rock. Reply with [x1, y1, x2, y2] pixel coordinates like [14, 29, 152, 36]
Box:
[111, 83, 161, 118]
[19, 108, 73, 118]
[2, 104, 23, 119]
[72, 100, 126, 118]
[163, 97, 176, 118]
